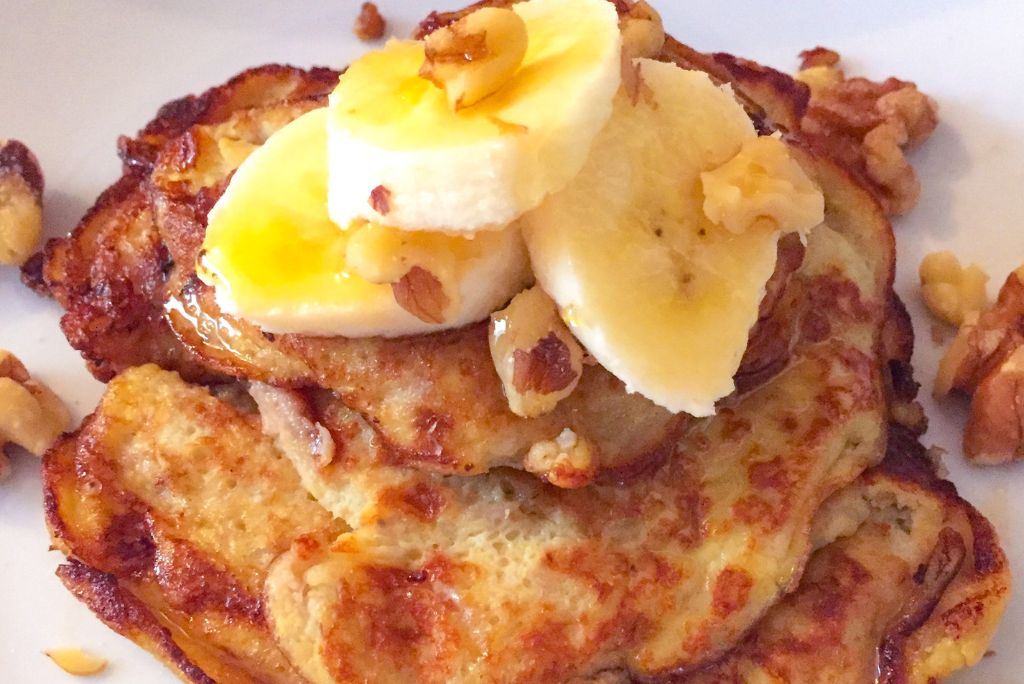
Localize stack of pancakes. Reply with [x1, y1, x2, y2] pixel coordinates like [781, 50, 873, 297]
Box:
[26, 5, 1008, 683]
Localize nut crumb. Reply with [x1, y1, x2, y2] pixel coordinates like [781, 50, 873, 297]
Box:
[368, 184, 391, 216]
[925, 445, 950, 479]
[0, 349, 71, 478]
[45, 648, 108, 676]
[353, 2, 386, 42]
[524, 428, 595, 489]
[0, 139, 45, 266]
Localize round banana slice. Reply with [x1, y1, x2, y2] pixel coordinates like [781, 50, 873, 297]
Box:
[326, 0, 621, 233]
[199, 108, 532, 337]
[523, 59, 824, 416]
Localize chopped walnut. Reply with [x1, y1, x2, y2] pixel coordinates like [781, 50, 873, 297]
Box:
[619, 0, 664, 60]
[798, 46, 840, 69]
[797, 50, 938, 216]
[344, 220, 462, 324]
[963, 347, 1024, 464]
[0, 139, 44, 266]
[0, 350, 71, 479]
[393, 265, 451, 324]
[933, 267, 1024, 464]
[701, 136, 824, 236]
[936, 266, 1024, 397]
[369, 184, 391, 216]
[524, 428, 596, 489]
[795, 47, 843, 98]
[876, 86, 939, 148]
[795, 65, 844, 98]
[490, 286, 584, 418]
[919, 251, 989, 326]
[420, 7, 527, 111]
[45, 648, 108, 676]
[353, 2, 387, 42]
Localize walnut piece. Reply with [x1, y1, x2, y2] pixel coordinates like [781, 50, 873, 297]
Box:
[963, 347, 1024, 464]
[524, 428, 596, 489]
[392, 265, 451, 324]
[936, 266, 1024, 397]
[798, 46, 840, 69]
[619, 0, 664, 60]
[919, 251, 989, 326]
[368, 184, 391, 215]
[0, 349, 71, 479]
[795, 64, 844, 98]
[45, 648, 108, 677]
[353, 2, 387, 42]
[701, 135, 824, 236]
[797, 50, 938, 215]
[933, 267, 1024, 464]
[420, 7, 527, 111]
[0, 139, 44, 266]
[490, 286, 584, 418]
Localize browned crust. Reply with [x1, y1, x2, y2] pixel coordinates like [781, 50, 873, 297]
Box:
[42, 367, 342, 683]
[56, 561, 216, 684]
[871, 426, 1010, 682]
[24, 65, 339, 382]
[119, 64, 339, 174]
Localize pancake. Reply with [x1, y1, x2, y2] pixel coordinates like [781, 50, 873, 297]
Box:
[29, 2, 1003, 682]
[25, 11, 907, 483]
[146, 103, 813, 482]
[670, 427, 1008, 684]
[139, 42, 824, 482]
[44, 367, 1007, 683]
[43, 365, 344, 683]
[23, 64, 340, 382]
[227, 142, 903, 680]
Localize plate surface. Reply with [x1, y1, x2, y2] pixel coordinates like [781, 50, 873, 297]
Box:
[1, 1, 1021, 681]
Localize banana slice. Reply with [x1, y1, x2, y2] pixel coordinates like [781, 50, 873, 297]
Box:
[199, 108, 532, 337]
[326, 0, 621, 233]
[523, 60, 823, 416]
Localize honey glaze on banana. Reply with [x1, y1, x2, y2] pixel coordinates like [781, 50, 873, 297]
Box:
[199, 0, 825, 415]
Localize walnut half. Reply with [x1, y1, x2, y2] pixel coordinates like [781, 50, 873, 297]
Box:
[0, 350, 71, 480]
[489, 286, 584, 418]
[797, 50, 938, 216]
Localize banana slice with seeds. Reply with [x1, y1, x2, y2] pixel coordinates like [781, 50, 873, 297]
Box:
[524, 59, 824, 416]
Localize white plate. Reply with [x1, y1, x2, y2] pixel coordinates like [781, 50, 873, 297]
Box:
[1, 1, 1021, 681]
